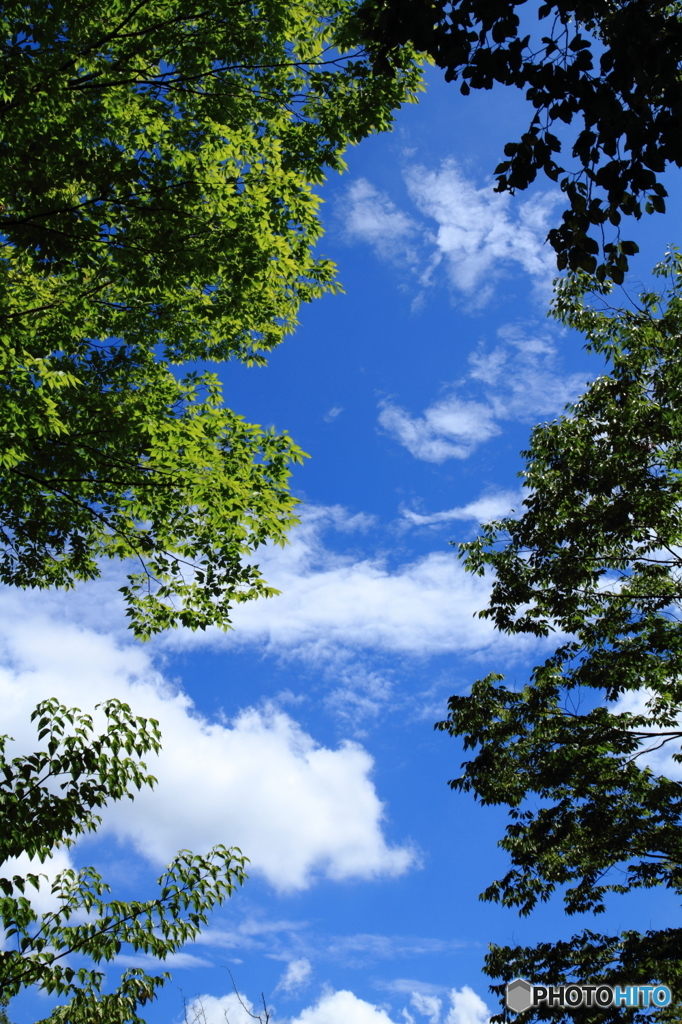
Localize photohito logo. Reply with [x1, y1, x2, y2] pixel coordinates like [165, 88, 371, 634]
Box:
[505, 979, 672, 1013]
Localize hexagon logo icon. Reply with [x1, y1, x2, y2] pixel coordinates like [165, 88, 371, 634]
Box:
[506, 979, 533, 1014]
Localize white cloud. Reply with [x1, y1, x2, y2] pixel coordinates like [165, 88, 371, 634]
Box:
[0, 849, 74, 923]
[186, 992, 261, 1024]
[445, 988, 490, 1024]
[0, 590, 414, 892]
[378, 398, 500, 463]
[402, 489, 524, 527]
[410, 994, 442, 1024]
[323, 933, 466, 967]
[468, 323, 588, 421]
[117, 951, 212, 970]
[173, 506, 527, 662]
[380, 982, 448, 997]
[405, 161, 559, 303]
[379, 325, 590, 463]
[186, 986, 490, 1024]
[277, 958, 313, 993]
[0, 507, 540, 678]
[404, 988, 491, 1024]
[611, 688, 682, 781]
[292, 990, 398, 1024]
[340, 161, 560, 305]
[342, 180, 419, 264]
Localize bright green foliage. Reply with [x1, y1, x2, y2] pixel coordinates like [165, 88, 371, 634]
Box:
[0, 0, 422, 633]
[2, 350, 306, 637]
[438, 253, 682, 1021]
[0, 0, 421, 363]
[0, 699, 247, 1024]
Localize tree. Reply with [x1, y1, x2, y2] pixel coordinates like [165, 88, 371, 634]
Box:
[3, 354, 308, 638]
[0, 8, 422, 1018]
[351, 0, 681, 282]
[437, 251, 682, 1021]
[0, 698, 248, 1024]
[0, 0, 423, 635]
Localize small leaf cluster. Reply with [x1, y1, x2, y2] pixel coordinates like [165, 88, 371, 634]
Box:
[436, 252, 682, 1018]
[353, 0, 681, 281]
[0, 699, 247, 1024]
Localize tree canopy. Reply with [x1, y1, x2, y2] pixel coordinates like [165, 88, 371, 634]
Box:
[0, 0, 422, 635]
[353, 0, 681, 283]
[437, 252, 682, 1021]
[0, 699, 248, 1024]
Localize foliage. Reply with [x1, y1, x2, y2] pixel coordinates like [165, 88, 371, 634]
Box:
[351, 0, 680, 282]
[437, 251, 682, 1021]
[0, 0, 423, 633]
[1, 352, 306, 638]
[0, 698, 248, 1024]
[1, 0, 421, 362]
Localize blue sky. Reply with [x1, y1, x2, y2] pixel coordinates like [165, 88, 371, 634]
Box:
[5, 67, 682, 1024]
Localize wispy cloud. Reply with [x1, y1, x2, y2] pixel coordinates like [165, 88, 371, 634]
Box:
[378, 397, 499, 463]
[402, 489, 524, 528]
[380, 324, 590, 463]
[380, 981, 449, 997]
[324, 934, 466, 967]
[340, 161, 560, 305]
[276, 957, 313, 993]
[468, 323, 588, 420]
[406, 161, 559, 305]
[193, 918, 468, 971]
[116, 951, 212, 970]
[343, 179, 420, 264]
[411, 993, 443, 1024]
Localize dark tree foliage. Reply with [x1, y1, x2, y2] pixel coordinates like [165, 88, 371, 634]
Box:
[350, 0, 681, 282]
[437, 252, 682, 1022]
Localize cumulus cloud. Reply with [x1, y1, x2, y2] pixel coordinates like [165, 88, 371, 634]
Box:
[186, 992, 260, 1024]
[340, 161, 559, 304]
[0, 849, 74, 923]
[444, 988, 490, 1024]
[380, 325, 590, 464]
[187, 986, 490, 1024]
[168, 506, 530, 662]
[292, 990, 398, 1024]
[610, 688, 682, 782]
[403, 988, 490, 1024]
[0, 591, 414, 891]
